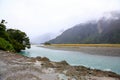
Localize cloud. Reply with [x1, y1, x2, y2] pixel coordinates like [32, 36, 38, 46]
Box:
[0, 0, 120, 38]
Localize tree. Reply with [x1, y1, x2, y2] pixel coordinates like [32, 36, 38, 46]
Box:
[44, 42, 51, 45]
[0, 20, 30, 52]
[0, 37, 14, 52]
[7, 29, 31, 52]
[0, 21, 10, 41]
[0, 23, 6, 31]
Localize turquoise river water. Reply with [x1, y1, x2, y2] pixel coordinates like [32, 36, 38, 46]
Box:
[20, 45, 120, 74]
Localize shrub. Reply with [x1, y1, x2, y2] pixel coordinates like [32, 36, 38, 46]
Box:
[44, 42, 51, 45]
[0, 37, 15, 52]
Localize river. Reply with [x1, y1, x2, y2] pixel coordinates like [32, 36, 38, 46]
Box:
[20, 45, 120, 74]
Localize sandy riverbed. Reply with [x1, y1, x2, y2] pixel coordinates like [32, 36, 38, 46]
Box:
[42, 46, 120, 57]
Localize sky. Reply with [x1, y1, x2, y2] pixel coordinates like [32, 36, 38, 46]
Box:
[0, 0, 120, 40]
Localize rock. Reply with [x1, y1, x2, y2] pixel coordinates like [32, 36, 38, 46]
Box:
[36, 56, 42, 61]
[59, 60, 69, 65]
[32, 56, 50, 62]
[29, 57, 36, 62]
[41, 62, 54, 68]
[52, 61, 70, 72]
[41, 57, 50, 61]
[0, 50, 120, 80]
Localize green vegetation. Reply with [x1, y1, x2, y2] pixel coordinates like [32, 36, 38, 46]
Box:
[0, 37, 14, 51]
[0, 20, 31, 52]
[44, 42, 51, 45]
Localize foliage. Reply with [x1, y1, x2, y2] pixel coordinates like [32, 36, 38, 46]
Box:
[0, 37, 15, 51]
[0, 23, 10, 41]
[0, 23, 6, 31]
[0, 21, 31, 52]
[7, 29, 31, 52]
[44, 42, 51, 45]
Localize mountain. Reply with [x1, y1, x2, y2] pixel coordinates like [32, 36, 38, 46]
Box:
[48, 12, 120, 44]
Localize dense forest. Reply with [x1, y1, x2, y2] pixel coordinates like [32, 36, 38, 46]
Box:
[0, 20, 30, 52]
[48, 12, 120, 44]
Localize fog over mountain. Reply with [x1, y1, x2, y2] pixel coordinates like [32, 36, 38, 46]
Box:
[47, 12, 120, 44]
[1, 0, 120, 40]
[31, 11, 120, 44]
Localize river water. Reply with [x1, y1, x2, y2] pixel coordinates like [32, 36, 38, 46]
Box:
[20, 45, 120, 74]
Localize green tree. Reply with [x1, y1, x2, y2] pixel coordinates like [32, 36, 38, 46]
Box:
[0, 22, 10, 41]
[0, 23, 6, 31]
[0, 20, 30, 52]
[0, 37, 14, 52]
[7, 29, 31, 52]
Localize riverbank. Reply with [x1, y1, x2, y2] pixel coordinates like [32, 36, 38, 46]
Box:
[42, 45, 120, 57]
[0, 50, 120, 80]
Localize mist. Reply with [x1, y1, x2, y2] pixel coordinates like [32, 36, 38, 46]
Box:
[0, 0, 120, 43]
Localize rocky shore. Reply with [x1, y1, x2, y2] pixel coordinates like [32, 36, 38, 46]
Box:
[0, 50, 120, 80]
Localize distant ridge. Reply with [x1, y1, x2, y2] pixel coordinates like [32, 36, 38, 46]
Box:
[47, 12, 120, 44]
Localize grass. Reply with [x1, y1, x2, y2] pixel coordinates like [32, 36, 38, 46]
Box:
[48, 44, 120, 47]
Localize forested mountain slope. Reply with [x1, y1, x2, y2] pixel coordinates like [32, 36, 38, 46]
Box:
[48, 13, 120, 44]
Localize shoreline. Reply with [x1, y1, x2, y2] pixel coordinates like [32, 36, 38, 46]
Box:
[0, 50, 120, 80]
[42, 46, 120, 57]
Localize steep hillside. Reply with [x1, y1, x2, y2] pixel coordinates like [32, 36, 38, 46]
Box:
[48, 13, 120, 44]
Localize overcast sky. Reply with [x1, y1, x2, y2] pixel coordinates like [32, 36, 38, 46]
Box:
[0, 0, 120, 39]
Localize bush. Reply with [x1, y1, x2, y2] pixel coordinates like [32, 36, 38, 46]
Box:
[0, 37, 15, 52]
[44, 42, 51, 45]
[0, 21, 31, 52]
[11, 39, 25, 52]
